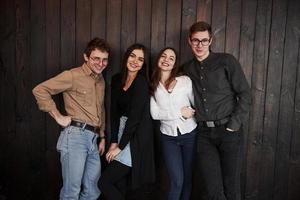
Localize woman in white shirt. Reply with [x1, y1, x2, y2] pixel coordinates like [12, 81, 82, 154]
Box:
[150, 47, 197, 200]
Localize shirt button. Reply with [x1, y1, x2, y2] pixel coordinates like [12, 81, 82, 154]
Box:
[201, 67, 204, 70]
[202, 88, 206, 91]
[200, 76, 203, 80]
[205, 109, 208, 112]
[203, 98, 207, 102]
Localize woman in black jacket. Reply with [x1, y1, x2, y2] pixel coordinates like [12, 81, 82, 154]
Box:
[99, 44, 155, 200]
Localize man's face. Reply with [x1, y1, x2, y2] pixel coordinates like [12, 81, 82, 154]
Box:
[84, 49, 109, 74]
[188, 31, 212, 61]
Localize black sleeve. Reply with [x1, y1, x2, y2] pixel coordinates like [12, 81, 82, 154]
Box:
[110, 74, 122, 143]
[118, 75, 148, 149]
[226, 54, 251, 131]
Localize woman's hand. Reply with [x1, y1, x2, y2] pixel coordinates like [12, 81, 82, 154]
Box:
[180, 106, 195, 119]
[106, 146, 121, 163]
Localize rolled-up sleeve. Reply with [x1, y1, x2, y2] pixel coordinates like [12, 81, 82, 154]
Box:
[32, 70, 73, 112]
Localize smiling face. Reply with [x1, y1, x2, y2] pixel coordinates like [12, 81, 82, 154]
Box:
[126, 49, 145, 73]
[158, 48, 176, 72]
[84, 49, 109, 74]
[188, 30, 212, 61]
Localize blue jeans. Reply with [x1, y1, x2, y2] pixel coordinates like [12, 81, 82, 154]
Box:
[56, 126, 101, 200]
[161, 128, 197, 200]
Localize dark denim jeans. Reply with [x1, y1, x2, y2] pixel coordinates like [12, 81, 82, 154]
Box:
[197, 124, 242, 200]
[161, 128, 197, 200]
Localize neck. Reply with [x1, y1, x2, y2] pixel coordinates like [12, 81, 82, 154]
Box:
[160, 71, 171, 84]
[196, 51, 210, 62]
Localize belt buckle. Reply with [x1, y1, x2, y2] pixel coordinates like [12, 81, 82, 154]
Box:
[206, 121, 215, 128]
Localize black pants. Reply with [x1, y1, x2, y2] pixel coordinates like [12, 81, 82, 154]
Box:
[197, 125, 241, 200]
[99, 161, 131, 200]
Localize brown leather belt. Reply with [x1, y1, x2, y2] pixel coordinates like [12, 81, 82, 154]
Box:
[70, 120, 99, 133]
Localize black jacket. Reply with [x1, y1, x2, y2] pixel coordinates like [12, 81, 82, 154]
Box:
[110, 73, 155, 189]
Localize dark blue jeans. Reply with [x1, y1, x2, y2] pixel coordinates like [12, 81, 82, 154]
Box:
[161, 128, 197, 200]
[197, 124, 242, 200]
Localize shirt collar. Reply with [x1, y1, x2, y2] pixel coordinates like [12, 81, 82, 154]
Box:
[194, 51, 216, 65]
[82, 63, 101, 81]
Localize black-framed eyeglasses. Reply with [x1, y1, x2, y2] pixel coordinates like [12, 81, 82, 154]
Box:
[190, 38, 211, 46]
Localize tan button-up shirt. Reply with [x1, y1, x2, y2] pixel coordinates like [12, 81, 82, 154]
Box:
[32, 63, 105, 132]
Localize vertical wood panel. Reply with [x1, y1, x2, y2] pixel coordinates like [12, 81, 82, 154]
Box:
[0, 0, 16, 199]
[121, 0, 136, 53]
[45, 0, 61, 199]
[180, 0, 197, 64]
[15, 0, 33, 199]
[91, 0, 107, 39]
[166, 0, 182, 51]
[211, 0, 226, 52]
[260, 0, 288, 199]
[151, 0, 167, 57]
[225, 0, 241, 58]
[197, 0, 212, 23]
[61, 0, 76, 70]
[274, 0, 300, 199]
[30, 0, 47, 199]
[245, 0, 272, 199]
[136, 0, 152, 48]
[76, 0, 91, 65]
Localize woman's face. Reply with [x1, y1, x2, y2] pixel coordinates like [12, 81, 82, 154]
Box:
[126, 49, 145, 73]
[158, 49, 176, 72]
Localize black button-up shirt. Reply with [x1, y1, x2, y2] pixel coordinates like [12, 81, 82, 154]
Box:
[182, 52, 251, 131]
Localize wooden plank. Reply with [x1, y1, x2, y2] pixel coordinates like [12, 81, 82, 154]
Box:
[15, 0, 38, 199]
[151, 0, 167, 57]
[196, 0, 212, 23]
[180, 0, 197, 64]
[244, 0, 272, 199]
[288, 41, 300, 200]
[121, 0, 136, 54]
[91, 0, 106, 39]
[61, 0, 76, 70]
[237, 0, 257, 199]
[45, 0, 61, 199]
[0, 0, 16, 199]
[136, 0, 151, 48]
[211, 0, 226, 52]
[105, 0, 121, 138]
[259, 0, 288, 199]
[165, 0, 182, 52]
[273, 0, 300, 199]
[225, 0, 241, 58]
[29, 0, 48, 199]
[76, 0, 91, 65]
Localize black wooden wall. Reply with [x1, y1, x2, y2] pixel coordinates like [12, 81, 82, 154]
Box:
[1, 0, 300, 200]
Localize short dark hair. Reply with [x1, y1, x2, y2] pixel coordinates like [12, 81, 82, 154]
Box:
[84, 38, 110, 57]
[189, 21, 212, 38]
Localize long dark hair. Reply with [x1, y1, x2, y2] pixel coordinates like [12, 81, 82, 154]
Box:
[121, 43, 148, 88]
[150, 47, 179, 96]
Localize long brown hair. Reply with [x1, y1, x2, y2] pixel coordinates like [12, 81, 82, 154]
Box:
[121, 44, 148, 88]
[150, 47, 179, 96]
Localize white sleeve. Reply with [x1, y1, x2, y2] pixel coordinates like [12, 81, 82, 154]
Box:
[150, 95, 181, 121]
[187, 77, 195, 106]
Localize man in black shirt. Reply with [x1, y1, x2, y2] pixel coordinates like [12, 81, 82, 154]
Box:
[182, 21, 251, 200]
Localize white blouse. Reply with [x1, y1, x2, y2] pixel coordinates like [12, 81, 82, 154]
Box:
[150, 75, 197, 136]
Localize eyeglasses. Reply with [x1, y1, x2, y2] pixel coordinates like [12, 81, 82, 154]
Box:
[89, 56, 108, 64]
[190, 38, 211, 46]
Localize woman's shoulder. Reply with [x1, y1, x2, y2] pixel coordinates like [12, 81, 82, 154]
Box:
[176, 75, 192, 83]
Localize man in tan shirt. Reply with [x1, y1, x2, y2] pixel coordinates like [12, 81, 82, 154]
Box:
[33, 38, 110, 200]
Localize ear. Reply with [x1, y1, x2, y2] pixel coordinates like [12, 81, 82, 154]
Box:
[83, 53, 89, 62]
[188, 37, 192, 46]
